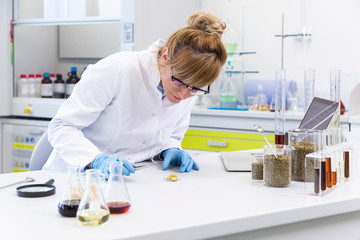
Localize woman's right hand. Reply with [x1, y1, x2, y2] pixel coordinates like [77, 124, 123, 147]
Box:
[91, 153, 135, 179]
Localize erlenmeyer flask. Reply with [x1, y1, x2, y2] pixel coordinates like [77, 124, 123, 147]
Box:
[220, 72, 237, 109]
[58, 166, 83, 217]
[77, 169, 110, 226]
[104, 162, 131, 214]
[254, 84, 268, 111]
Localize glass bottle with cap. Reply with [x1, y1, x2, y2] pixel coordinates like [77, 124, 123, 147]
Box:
[54, 73, 65, 99]
[41, 72, 53, 98]
[104, 161, 131, 214]
[65, 66, 80, 98]
[77, 169, 110, 226]
[58, 166, 83, 217]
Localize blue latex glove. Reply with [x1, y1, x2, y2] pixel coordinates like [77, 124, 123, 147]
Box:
[162, 148, 200, 173]
[91, 153, 135, 179]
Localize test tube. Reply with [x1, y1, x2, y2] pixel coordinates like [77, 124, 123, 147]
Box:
[275, 69, 286, 144]
[304, 69, 315, 112]
[329, 69, 341, 128]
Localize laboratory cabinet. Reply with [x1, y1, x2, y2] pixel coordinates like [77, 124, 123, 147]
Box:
[0, 118, 49, 173]
[182, 128, 275, 152]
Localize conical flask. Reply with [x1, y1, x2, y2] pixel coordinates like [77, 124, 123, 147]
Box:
[58, 166, 83, 217]
[220, 72, 237, 109]
[77, 169, 110, 226]
[104, 161, 131, 214]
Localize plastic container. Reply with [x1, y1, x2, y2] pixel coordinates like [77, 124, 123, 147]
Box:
[35, 74, 42, 97]
[27, 74, 37, 98]
[263, 145, 293, 187]
[17, 74, 28, 97]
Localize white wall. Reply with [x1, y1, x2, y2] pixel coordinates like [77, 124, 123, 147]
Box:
[134, 0, 201, 51]
[201, 0, 360, 110]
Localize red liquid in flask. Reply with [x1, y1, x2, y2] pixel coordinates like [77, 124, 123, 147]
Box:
[108, 201, 131, 214]
[275, 134, 285, 145]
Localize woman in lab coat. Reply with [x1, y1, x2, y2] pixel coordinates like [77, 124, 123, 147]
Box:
[43, 11, 227, 178]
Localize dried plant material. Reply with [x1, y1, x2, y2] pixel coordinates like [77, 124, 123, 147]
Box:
[252, 161, 263, 180]
[264, 154, 291, 187]
[291, 141, 315, 182]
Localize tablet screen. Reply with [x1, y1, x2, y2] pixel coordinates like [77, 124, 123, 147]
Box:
[299, 97, 339, 130]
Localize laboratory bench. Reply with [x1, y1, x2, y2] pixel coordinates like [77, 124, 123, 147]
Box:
[1, 152, 360, 240]
[183, 107, 360, 153]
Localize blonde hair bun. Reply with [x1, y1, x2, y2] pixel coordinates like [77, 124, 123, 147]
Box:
[187, 11, 226, 38]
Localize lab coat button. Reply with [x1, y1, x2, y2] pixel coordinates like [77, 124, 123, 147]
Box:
[152, 113, 156, 117]
[142, 141, 146, 144]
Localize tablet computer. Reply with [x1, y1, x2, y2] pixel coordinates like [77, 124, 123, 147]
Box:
[220, 151, 260, 172]
[299, 97, 339, 130]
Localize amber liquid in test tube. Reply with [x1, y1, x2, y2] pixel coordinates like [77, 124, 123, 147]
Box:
[331, 172, 337, 186]
[314, 168, 320, 194]
[321, 161, 326, 191]
[325, 157, 332, 188]
[344, 151, 350, 178]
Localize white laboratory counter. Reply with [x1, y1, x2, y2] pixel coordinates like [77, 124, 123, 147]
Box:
[1, 152, 360, 240]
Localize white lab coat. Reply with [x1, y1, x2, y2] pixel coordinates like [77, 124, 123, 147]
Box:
[43, 40, 197, 171]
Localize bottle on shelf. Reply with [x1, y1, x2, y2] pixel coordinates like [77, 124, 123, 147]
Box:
[41, 72, 53, 98]
[54, 73, 65, 99]
[65, 67, 80, 98]
[27, 74, 37, 98]
[17, 74, 28, 97]
[35, 73, 42, 97]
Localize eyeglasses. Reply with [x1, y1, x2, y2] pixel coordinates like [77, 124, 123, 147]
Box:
[170, 67, 210, 96]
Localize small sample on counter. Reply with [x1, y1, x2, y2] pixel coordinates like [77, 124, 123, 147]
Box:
[291, 141, 315, 182]
[251, 161, 263, 180]
[264, 155, 291, 187]
[164, 174, 179, 182]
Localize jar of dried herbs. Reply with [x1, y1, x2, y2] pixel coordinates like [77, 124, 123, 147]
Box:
[288, 129, 321, 182]
[263, 145, 293, 187]
[250, 153, 264, 180]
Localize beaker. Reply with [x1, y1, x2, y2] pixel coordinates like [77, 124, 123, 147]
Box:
[304, 69, 315, 112]
[77, 169, 110, 226]
[288, 129, 321, 182]
[104, 162, 131, 215]
[250, 153, 264, 180]
[275, 69, 286, 144]
[263, 145, 293, 187]
[58, 166, 83, 217]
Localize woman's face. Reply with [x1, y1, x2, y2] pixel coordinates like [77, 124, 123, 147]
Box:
[159, 48, 195, 104]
